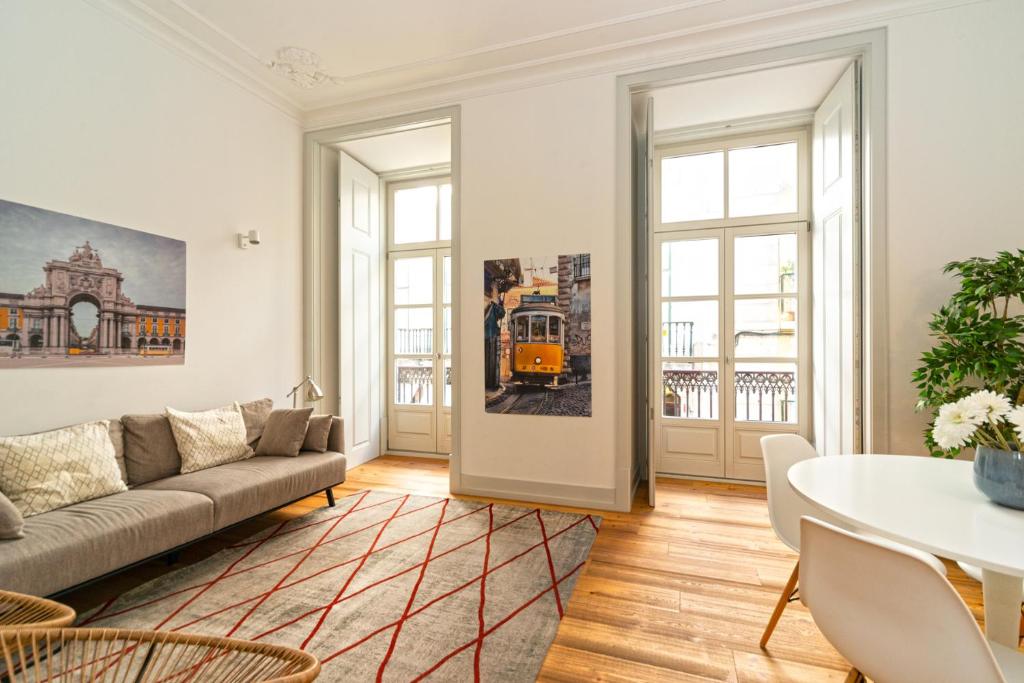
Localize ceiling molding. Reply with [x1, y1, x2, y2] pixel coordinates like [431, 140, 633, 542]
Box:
[81, 0, 303, 120]
[303, 0, 985, 130]
[82, 0, 987, 128]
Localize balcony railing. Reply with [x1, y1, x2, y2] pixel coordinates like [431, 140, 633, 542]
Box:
[396, 365, 433, 405]
[662, 321, 694, 357]
[663, 369, 796, 423]
[395, 328, 432, 355]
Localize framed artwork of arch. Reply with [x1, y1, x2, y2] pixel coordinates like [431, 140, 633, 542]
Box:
[0, 198, 186, 368]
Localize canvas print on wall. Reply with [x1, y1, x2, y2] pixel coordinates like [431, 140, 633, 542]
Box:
[0, 199, 186, 368]
[484, 254, 591, 416]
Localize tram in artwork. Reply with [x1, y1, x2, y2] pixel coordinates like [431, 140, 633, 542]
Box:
[508, 294, 565, 386]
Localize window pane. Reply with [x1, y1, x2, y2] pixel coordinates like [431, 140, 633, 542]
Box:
[394, 185, 438, 244]
[395, 358, 433, 405]
[662, 361, 718, 419]
[394, 307, 433, 354]
[443, 357, 452, 407]
[735, 362, 797, 423]
[514, 317, 528, 342]
[530, 315, 546, 342]
[443, 255, 451, 304]
[662, 301, 718, 357]
[548, 316, 561, 344]
[734, 298, 797, 357]
[661, 239, 718, 297]
[734, 233, 798, 295]
[443, 306, 451, 355]
[439, 183, 452, 240]
[661, 151, 724, 223]
[393, 256, 433, 305]
[728, 142, 797, 218]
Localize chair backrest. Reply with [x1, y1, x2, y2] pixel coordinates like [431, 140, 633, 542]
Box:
[799, 516, 1006, 683]
[760, 433, 820, 551]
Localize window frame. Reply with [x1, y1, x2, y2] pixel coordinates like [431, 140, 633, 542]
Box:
[386, 175, 453, 252]
[654, 128, 809, 232]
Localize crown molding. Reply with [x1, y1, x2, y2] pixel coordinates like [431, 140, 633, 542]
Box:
[81, 0, 303, 121]
[303, 0, 985, 130]
[81, 0, 987, 129]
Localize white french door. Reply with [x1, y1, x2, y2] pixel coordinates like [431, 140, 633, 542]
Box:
[387, 248, 452, 454]
[652, 224, 809, 481]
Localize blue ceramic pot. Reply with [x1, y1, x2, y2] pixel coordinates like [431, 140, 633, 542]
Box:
[974, 445, 1024, 510]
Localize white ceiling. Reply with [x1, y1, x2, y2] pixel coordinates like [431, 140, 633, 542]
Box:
[118, 0, 856, 113]
[652, 57, 852, 131]
[336, 124, 451, 174]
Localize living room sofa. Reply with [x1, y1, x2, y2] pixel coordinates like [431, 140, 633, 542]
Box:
[0, 408, 346, 598]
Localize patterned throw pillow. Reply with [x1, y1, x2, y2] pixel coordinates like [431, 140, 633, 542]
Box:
[0, 420, 128, 517]
[166, 403, 253, 474]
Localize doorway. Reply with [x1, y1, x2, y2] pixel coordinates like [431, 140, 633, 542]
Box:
[386, 175, 453, 454]
[635, 51, 872, 493]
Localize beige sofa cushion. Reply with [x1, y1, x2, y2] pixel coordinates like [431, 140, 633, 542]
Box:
[121, 414, 182, 486]
[140, 452, 346, 529]
[0, 421, 127, 517]
[107, 418, 128, 483]
[327, 416, 345, 454]
[0, 489, 214, 597]
[239, 397, 274, 445]
[167, 404, 252, 474]
[302, 415, 333, 453]
[0, 490, 24, 539]
[255, 408, 313, 457]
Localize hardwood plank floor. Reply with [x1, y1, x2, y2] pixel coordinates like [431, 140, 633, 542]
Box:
[61, 455, 995, 681]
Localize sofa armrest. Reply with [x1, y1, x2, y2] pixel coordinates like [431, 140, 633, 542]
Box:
[328, 416, 345, 454]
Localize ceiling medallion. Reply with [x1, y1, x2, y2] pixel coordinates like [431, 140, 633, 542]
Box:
[265, 47, 339, 89]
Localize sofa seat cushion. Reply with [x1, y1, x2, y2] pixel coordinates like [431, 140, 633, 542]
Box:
[138, 452, 346, 530]
[0, 489, 214, 597]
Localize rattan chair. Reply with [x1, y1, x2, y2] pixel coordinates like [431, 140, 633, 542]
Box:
[0, 590, 76, 630]
[0, 628, 320, 682]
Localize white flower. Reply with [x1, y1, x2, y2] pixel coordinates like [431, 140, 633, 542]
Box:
[961, 390, 1011, 424]
[1008, 405, 1024, 446]
[932, 399, 984, 450]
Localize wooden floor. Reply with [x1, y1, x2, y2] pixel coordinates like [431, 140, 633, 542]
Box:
[62, 455, 992, 682]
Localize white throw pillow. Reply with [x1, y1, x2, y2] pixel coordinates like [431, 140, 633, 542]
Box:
[0, 420, 128, 517]
[167, 403, 253, 474]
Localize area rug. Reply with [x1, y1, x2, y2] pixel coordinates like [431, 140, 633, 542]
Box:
[81, 490, 601, 682]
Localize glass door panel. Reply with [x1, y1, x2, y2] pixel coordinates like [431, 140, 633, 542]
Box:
[653, 225, 807, 482]
[653, 230, 726, 478]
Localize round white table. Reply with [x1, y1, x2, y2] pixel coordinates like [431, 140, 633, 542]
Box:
[788, 454, 1024, 648]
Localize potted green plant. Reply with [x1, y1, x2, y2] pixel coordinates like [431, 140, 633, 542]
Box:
[913, 249, 1024, 508]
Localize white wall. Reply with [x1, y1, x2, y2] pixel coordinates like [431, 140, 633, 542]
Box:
[0, 1, 304, 434]
[885, 0, 1024, 454]
[460, 75, 618, 494]
[450, 0, 1024, 503]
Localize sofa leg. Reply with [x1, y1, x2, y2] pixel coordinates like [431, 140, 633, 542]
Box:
[165, 551, 181, 566]
[325, 487, 336, 507]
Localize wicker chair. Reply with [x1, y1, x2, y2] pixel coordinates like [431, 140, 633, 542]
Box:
[0, 628, 320, 682]
[0, 590, 76, 630]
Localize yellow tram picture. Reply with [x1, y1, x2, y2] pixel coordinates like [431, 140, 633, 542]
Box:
[508, 295, 565, 386]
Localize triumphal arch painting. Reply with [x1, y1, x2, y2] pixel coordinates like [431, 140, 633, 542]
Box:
[0, 199, 186, 368]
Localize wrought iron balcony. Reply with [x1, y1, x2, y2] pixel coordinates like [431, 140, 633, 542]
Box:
[662, 368, 796, 423]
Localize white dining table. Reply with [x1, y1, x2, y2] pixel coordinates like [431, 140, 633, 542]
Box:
[788, 454, 1024, 648]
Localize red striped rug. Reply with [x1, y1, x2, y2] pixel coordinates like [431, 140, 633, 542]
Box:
[82, 490, 601, 682]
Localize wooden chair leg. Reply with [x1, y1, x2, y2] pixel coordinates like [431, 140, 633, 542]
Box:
[760, 560, 799, 649]
[843, 668, 864, 683]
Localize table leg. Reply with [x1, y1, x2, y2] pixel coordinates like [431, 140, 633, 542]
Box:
[981, 568, 1024, 648]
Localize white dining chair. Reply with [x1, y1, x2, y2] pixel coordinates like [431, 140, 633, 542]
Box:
[759, 433, 822, 647]
[758, 434, 945, 648]
[799, 516, 1024, 683]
